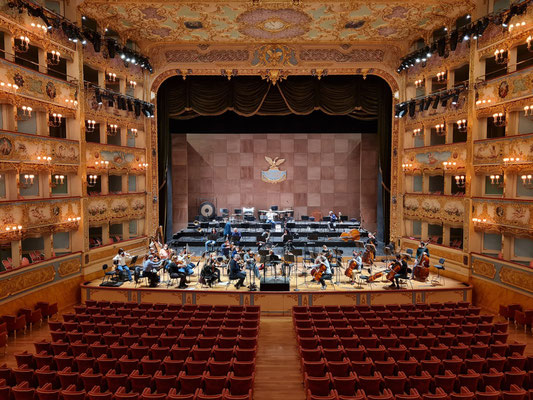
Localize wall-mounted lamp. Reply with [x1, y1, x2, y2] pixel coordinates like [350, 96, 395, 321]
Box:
[412, 128, 422, 137]
[37, 156, 52, 163]
[65, 99, 78, 107]
[521, 174, 533, 189]
[414, 79, 424, 88]
[494, 49, 507, 64]
[51, 174, 65, 188]
[48, 113, 62, 128]
[107, 124, 119, 136]
[30, 23, 48, 33]
[107, 72, 117, 82]
[0, 82, 19, 91]
[443, 161, 457, 170]
[47, 50, 60, 65]
[95, 160, 109, 169]
[15, 36, 30, 53]
[434, 123, 446, 136]
[436, 71, 447, 82]
[402, 163, 414, 172]
[503, 156, 520, 165]
[86, 120, 96, 132]
[456, 119, 467, 132]
[138, 163, 149, 169]
[128, 128, 138, 138]
[476, 99, 492, 106]
[492, 112, 506, 127]
[524, 105, 533, 117]
[454, 175, 466, 188]
[87, 175, 98, 187]
[66, 217, 81, 222]
[489, 174, 504, 187]
[129, 80, 137, 89]
[17, 106, 33, 121]
[21, 174, 35, 188]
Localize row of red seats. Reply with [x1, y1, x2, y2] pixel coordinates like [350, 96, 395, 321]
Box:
[294, 302, 473, 312]
[82, 301, 257, 312]
[0, 372, 252, 400]
[70, 309, 257, 321]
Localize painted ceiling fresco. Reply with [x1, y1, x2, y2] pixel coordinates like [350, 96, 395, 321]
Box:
[78, 1, 475, 49]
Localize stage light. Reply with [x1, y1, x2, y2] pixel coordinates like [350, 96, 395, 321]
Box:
[432, 95, 440, 109]
[419, 100, 425, 112]
[424, 97, 432, 110]
[450, 30, 458, 51]
[408, 101, 416, 118]
[95, 89, 103, 105]
[451, 93, 459, 105]
[134, 101, 141, 117]
[441, 95, 450, 107]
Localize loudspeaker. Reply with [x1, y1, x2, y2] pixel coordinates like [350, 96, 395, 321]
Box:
[260, 278, 290, 292]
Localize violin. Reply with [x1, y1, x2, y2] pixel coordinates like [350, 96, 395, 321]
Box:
[340, 229, 361, 242]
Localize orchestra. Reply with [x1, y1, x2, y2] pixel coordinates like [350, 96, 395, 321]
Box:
[108, 220, 439, 291]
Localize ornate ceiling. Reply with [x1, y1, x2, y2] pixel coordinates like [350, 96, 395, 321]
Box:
[78, 0, 475, 52]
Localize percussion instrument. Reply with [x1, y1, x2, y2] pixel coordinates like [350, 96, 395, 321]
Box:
[199, 201, 216, 218]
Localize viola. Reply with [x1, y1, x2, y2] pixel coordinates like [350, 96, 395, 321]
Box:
[340, 229, 361, 242]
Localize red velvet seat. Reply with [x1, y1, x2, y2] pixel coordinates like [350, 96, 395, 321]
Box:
[36, 382, 60, 400]
[409, 371, 432, 394]
[433, 370, 457, 393]
[128, 370, 152, 394]
[358, 372, 384, 396]
[475, 385, 501, 400]
[383, 371, 407, 395]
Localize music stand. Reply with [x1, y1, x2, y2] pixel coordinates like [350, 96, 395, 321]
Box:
[258, 250, 269, 283]
[290, 249, 302, 291]
[383, 245, 393, 275]
[333, 248, 343, 285]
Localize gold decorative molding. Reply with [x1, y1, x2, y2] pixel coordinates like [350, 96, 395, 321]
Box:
[87, 194, 146, 224]
[58, 258, 82, 277]
[403, 194, 467, 225]
[499, 266, 533, 293]
[0, 265, 55, 300]
[472, 259, 497, 279]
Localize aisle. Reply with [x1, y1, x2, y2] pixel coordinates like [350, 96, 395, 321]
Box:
[254, 316, 306, 400]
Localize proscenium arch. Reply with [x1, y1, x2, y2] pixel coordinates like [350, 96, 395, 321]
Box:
[151, 70, 399, 244]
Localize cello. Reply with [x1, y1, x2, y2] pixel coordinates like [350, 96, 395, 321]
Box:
[340, 229, 361, 242]
[311, 263, 327, 282]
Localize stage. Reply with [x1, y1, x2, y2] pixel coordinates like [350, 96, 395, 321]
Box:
[82, 263, 472, 315]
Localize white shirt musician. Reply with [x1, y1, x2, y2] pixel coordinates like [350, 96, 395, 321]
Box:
[266, 209, 276, 222]
[352, 251, 363, 272]
[312, 254, 332, 290]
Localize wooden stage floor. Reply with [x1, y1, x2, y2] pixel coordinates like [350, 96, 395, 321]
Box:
[82, 262, 472, 315]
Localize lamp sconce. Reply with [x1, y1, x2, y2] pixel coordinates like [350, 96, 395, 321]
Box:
[66, 216, 81, 223]
[456, 119, 467, 132]
[528, 35, 532, 52]
[107, 124, 119, 136]
[489, 174, 504, 188]
[106, 72, 117, 82]
[503, 156, 520, 166]
[128, 128, 138, 138]
[48, 113, 62, 128]
[129, 80, 137, 89]
[15, 36, 30, 53]
[521, 174, 533, 189]
[2, 225, 23, 241]
[16, 106, 33, 121]
[65, 99, 78, 107]
[414, 79, 424, 88]
[37, 155, 52, 163]
[472, 217, 488, 224]
[95, 160, 109, 169]
[0, 82, 19, 92]
[138, 163, 149, 170]
[494, 49, 508, 64]
[86, 120, 96, 133]
[443, 161, 457, 170]
[30, 23, 48, 33]
[475, 99, 492, 106]
[20, 174, 35, 189]
[524, 105, 533, 117]
[508, 21, 526, 32]
[401, 163, 414, 172]
[492, 112, 506, 127]
[87, 175, 98, 187]
[454, 175, 466, 188]
[47, 50, 60, 65]
[436, 71, 447, 82]
[434, 122, 446, 136]
[412, 128, 423, 137]
[50, 174, 65, 188]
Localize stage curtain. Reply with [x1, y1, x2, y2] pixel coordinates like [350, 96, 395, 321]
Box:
[157, 83, 171, 240]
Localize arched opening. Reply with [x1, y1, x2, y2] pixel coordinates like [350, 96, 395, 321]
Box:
[157, 75, 392, 243]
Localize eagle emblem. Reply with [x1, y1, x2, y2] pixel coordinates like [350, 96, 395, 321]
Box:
[262, 156, 287, 184]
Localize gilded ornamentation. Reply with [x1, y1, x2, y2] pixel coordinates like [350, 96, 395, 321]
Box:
[260, 69, 288, 85]
[299, 49, 384, 63]
[473, 134, 533, 165]
[261, 156, 287, 184]
[87, 194, 146, 224]
[0, 265, 55, 300]
[403, 194, 466, 225]
[251, 45, 297, 67]
[165, 49, 249, 63]
[499, 267, 533, 294]
[86, 143, 146, 174]
[472, 259, 497, 279]
[58, 259, 82, 277]
[46, 82, 57, 99]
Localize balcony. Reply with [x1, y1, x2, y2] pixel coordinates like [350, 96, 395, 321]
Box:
[402, 143, 467, 174]
[86, 142, 147, 174]
[471, 197, 533, 236]
[87, 193, 146, 224]
[403, 193, 468, 225]
[473, 132, 533, 172]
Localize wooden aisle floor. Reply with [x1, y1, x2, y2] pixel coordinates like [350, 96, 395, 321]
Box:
[254, 316, 306, 400]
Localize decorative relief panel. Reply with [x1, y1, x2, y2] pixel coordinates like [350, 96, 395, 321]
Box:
[403, 144, 467, 174]
[499, 267, 533, 293]
[299, 48, 384, 63]
[83, 45, 144, 81]
[0, 198, 81, 232]
[473, 133, 533, 165]
[87, 194, 146, 224]
[472, 259, 497, 279]
[58, 258, 82, 277]
[476, 69, 533, 111]
[165, 49, 250, 63]
[471, 254, 533, 296]
[0, 265, 55, 300]
[472, 199, 533, 236]
[403, 194, 467, 225]
[0, 130, 79, 166]
[86, 143, 147, 174]
[0, 59, 78, 111]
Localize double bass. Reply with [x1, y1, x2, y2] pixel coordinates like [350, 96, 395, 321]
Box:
[413, 252, 430, 282]
[340, 229, 361, 242]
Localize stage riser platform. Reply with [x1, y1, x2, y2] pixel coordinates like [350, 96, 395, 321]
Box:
[82, 284, 472, 316]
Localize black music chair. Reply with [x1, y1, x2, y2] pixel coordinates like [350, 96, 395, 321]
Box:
[101, 264, 116, 284]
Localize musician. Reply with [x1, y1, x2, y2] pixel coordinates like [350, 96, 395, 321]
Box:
[229, 254, 246, 289]
[367, 232, 378, 247]
[412, 249, 430, 280]
[201, 253, 220, 287]
[388, 254, 409, 289]
[416, 241, 429, 259]
[167, 255, 187, 289]
[112, 248, 132, 281]
[142, 254, 161, 287]
[223, 218, 232, 239]
[159, 244, 170, 260]
[219, 240, 231, 258]
[329, 211, 338, 222]
[244, 249, 261, 279]
[265, 208, 276, 227]
[313, 253, 332, 290]
[204, 228, 219, 253]
[352, 250, 363, 273]
[230, 228, 242, 245]
[177, 248, 195, 276]
[281, 228, 293, 244]
[321, 245, 333, 261]
[257, 229, 271, 251]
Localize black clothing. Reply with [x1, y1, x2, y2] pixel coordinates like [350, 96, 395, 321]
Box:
[229, 259, 246, 288]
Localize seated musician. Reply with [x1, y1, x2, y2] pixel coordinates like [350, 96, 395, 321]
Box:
[230, 228, 241, 245]
[416, 241, 429, 259]
[204, 228, 219, 253]
[142, 254, 161, 287]
[281, 228, 293, 244]
[244, 249, 261, 279]
[229, 254, 246, 289]
[159, 244, 170, 260]
[177, 248, 195, 276]
[231, 245, 242, 259]
[265, 208, 276, 228]
[200, 253, 220, 287]
[313, 253, 332, 290]
[352, 250, 363, 273]
[219, 240, 231, 258]
[112, 249, 133, 281]
[167, 255, 187, 288]
[388, 254, 409, 289]
[257, 229, 270, 251]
